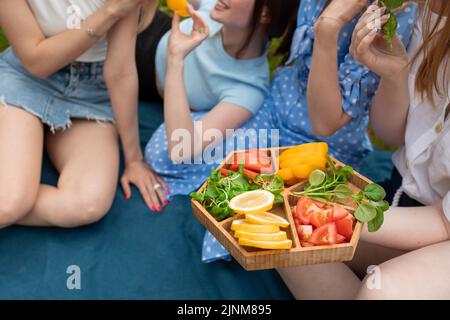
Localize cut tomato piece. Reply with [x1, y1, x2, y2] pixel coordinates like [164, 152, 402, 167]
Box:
[333, 204, 351, 221]
[335, 216, 354, 241]
[309, 207, 333, 228]
[309, 223, 338, 246]
[300, 241, 315, 247]
[336, 234, 347, 244]
[297, 224, 313, 241]
[241, 168, 259, 180]
[295, 197, 315, 225]
[220, 168, 233, 177]
[232, 150, 272, 173]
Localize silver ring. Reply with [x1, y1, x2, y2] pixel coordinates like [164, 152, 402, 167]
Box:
[154, 183, 162, 190]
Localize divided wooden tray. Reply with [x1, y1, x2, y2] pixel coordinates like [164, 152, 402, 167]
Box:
[191, 147, 372, 271]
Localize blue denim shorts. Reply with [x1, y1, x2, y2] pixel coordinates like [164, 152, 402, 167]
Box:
[0, 47, 114, 131]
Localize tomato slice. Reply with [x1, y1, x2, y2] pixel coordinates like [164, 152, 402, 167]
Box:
[297, 224, 313, 241]
[309, 223, 338, 246]
[220, 168, 233, 177]
[336, 234, 347, 244]
[295, 197, 316, 225]
[335, 216, 354, 241]
[241, 168, 259, 180]
[333, 204, 351, 221]
[232, 151, 272, 173]
[309, 206, 333, 228]
[300, 241, 315, 247]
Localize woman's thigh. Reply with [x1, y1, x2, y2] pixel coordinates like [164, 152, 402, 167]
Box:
[0, 105, 43, 222]
[357, 241, 450, 299]
[45, 120, 120, 207]
[346, 240, 407, 279]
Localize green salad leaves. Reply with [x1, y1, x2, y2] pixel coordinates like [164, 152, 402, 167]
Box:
[190, 166, 284, 222]
[295, 157, 389, 232]
[377, 0, 404, 45]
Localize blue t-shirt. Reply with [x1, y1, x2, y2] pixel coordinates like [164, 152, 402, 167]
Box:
[155, 0, 270, 115]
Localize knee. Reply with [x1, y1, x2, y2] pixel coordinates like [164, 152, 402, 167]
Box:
[64, 192, 113, 228]
[0, 191, 34, 227]
[356, 265, 398, 300]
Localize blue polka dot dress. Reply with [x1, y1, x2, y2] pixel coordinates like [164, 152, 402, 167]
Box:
[144, 0, 418, 263]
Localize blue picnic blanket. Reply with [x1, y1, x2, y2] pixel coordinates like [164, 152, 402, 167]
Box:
[0, 102, 393, 299]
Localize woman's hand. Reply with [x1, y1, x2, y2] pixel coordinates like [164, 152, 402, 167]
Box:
[106, 0, 144, 19]
[121, 160, 170, 212]
[350, 4, 409, 79]
[168, 4, 209, 60]
[315, 0, 368, 33]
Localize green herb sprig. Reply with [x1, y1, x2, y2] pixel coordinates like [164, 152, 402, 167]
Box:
[295, 157, 389, 232]
[377, 0, 404, 46]
[190, 165, 284, 222]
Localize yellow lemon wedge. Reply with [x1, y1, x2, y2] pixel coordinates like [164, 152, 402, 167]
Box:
[231, 220, 280, 234]
[245, 212, 290, 228]
[229, 190, 274, 215]
[238, 238, 293, 250]
[234, 230, 287, 242]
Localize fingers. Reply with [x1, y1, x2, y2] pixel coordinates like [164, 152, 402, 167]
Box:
[154, 176, 169, 206]
[146, 174, 166, 211]
[356, 28, 378, 57]
[352, 5, 385, 44]
[145, 180, 163, 212]
[354, 13, 389, 49]
[189, 4, 209, 37]
[121, 176, 132, 200]
[172, 12, 181, 32]
[137, 181, 158, 212]
[156, 175, 170, 196]
[350, 5, 388, 59]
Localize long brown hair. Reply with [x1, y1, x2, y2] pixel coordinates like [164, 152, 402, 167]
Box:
[238, 0, 300, 61]
[413, 0, 450, 104]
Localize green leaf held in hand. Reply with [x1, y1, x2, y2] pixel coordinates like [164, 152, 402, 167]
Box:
[377, 0, 404, 46]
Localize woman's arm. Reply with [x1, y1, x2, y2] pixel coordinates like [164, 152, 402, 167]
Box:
[0, 0, 142, 78]
[164, 8, 252, 162]
[369, 72, 410, 146]
[104, 9, 141, 166]
[307, 0, 368, 137]
[350, 5, 411, 146]
[104, 7, 169, 210]
[362, 202, 450, 251]
[165, 58, 252, 162]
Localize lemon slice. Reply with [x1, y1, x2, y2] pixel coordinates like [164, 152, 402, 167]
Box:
[229, 190, 274, 215]
[234, 230, 287, 242]
[238, 238, 293, 250]
[309, 169, 326, 187]
[231, 220, 280, 234]
[245, 212, 290, 228]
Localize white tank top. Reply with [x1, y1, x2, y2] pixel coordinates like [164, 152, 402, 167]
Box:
[27, 0, 107, 62]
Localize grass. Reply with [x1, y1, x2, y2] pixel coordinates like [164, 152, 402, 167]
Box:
[0, 29, 7, 52]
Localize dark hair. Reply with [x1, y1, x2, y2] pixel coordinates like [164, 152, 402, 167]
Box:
[238, 0, 300, 62]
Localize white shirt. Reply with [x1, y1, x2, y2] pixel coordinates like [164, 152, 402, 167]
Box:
[393, 8, 450, 221]
[27, 0, 107, 62]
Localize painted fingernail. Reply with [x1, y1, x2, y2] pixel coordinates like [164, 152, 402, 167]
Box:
[150, 205, 155, 211]
[163, 200, 169, 206]
[166, 190, 171, 196]
[156, 205, 162, 212]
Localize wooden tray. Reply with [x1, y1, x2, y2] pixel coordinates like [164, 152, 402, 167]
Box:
[191, 147, 372, 271]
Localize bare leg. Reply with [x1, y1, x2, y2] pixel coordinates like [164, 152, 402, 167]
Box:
[277, 263, 361, 300]
[345, 240, 407, 278]
[357, 241, 450, 299]
[0, 106, 43, 228]
[17, 120, 119, 228]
